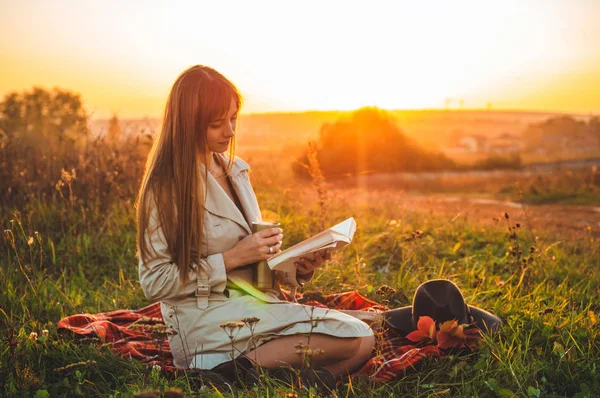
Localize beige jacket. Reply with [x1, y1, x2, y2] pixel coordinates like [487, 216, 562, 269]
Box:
[139, 155, 373, 369]
[138, 155, 280, 366]
[138, 154, 273, 298]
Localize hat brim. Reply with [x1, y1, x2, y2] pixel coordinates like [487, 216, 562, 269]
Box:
[384, 305, 502, 335]
[469, 306, 502, 333]
[383, 306, 413, 334]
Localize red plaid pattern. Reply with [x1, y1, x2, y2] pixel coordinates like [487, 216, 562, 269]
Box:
[357, 327, 441, 382]
[58, 291, 446, 381]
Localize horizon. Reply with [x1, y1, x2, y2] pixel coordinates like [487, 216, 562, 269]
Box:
[88, 107, 594, 122]
[2, 0, 600, 119]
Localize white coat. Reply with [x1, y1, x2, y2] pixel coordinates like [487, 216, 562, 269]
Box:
[139, 154, 372, 369]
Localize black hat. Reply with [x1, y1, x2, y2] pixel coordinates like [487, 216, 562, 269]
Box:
[384, 279, 502, 334]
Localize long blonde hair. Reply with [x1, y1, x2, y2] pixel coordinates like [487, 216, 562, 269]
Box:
[136, 65, 241, 283]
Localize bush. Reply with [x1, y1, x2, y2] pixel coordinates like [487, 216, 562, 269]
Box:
[293, 107, 454, 179]
[0, 88, 150, 215]
[472, 152, 523, 170]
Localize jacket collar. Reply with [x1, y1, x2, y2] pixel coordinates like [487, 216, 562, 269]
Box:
[200, 154, 252, 234]
[216, 153, 250, 178]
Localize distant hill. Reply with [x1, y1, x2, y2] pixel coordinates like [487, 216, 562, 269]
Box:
[89, 118, 160, 140]
[89, 109, 593, 157]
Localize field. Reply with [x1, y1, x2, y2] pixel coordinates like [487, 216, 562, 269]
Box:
[1, 135, 599, 397]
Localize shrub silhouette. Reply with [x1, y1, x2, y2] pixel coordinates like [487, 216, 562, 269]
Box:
[473, 152, 523, 170]
[293, 107, 454, 178]
[0, 86, 89, 146]
[0, 87, 149, 213]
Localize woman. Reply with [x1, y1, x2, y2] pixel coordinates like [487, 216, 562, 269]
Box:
[136, 65, 374, 382]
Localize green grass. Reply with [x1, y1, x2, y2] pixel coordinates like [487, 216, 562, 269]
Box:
[2, 179, 599, 398]
[496, 183, 600, 206]
[521, 191, 600, 206]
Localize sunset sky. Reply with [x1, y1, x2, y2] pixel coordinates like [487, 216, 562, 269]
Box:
[1, 0, 599, 119]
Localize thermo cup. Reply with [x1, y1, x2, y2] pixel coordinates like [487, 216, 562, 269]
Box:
[251, 221, 280, 289]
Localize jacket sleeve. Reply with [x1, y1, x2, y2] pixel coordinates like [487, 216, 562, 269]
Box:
[138, 200, 228, 302]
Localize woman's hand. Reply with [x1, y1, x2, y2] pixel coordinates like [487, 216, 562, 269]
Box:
[222, 227, 283, 271]
[294, 249, 331, 276]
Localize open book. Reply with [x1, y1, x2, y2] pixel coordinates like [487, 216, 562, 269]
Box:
[268, 217, 357, 287]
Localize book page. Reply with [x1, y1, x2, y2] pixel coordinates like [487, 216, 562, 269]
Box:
[268, 218, 356, 287]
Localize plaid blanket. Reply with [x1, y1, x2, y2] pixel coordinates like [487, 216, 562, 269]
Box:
[57, 291, 441, 382]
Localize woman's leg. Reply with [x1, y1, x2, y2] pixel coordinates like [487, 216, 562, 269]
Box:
[321, 334, 375, 376]
[244, 333, 375, 377]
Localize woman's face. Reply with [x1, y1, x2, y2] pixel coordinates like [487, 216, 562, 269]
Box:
[206, 97, 237, 153]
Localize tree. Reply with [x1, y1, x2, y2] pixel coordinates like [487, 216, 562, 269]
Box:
[108, 113, 121, 144]
[521, 116, 586, 153]
[293, 107, 454, 178]
[0, 87, 89, 146]
[588, 116, 600, 141]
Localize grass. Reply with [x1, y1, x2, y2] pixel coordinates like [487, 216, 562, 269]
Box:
[1, 138, 599, 397]
[520, 191, 600, 206]
[323, 166, 600, 207]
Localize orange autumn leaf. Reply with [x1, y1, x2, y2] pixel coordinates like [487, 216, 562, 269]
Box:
[439, 320, 460, 334]
[438, 320, 482, 350]
[406, 316, 483, 350]
[437, 320, 464, 349]
[406, 316, 437, 343]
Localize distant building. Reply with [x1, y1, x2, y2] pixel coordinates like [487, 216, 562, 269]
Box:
[444, 132, 524, 155]
[446, 134, 488, 153]
[488, 132, 522, 154]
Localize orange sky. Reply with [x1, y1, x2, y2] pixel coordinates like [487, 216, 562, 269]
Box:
[1, 0, 599, 119]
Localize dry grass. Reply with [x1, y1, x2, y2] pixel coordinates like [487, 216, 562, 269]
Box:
[1, 130, 599, 396]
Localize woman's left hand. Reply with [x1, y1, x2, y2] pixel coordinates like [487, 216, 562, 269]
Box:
[294, 249, 331, 276]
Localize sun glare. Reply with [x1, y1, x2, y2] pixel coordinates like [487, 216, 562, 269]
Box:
[0, 0, 599, 117]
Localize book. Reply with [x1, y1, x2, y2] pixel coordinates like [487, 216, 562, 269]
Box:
[268, 217, 357, 287]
